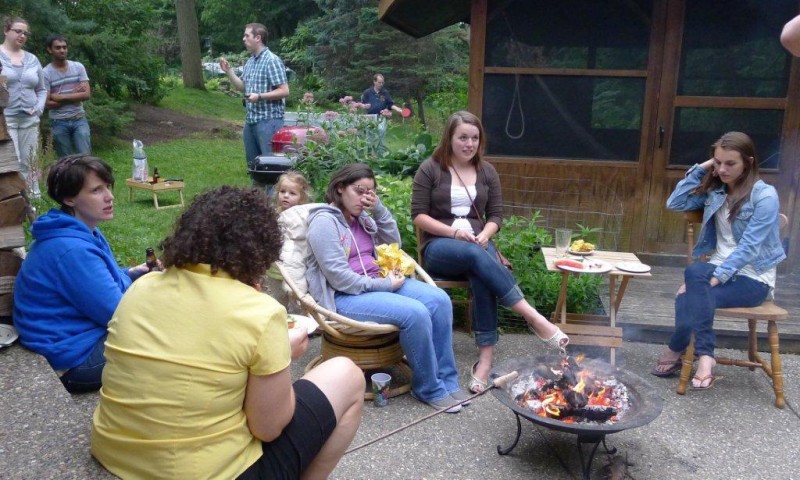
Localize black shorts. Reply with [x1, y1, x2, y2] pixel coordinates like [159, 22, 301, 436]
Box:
[237, 379, 337, 480]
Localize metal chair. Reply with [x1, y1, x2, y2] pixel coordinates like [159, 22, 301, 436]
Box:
[677, 210, 789, 408]
[275, 204, 438, 400]
[414, 226, 473, 332]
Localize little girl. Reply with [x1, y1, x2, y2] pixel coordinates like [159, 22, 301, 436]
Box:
[264, 172, 312, 311]
[273, 171, 312, 213]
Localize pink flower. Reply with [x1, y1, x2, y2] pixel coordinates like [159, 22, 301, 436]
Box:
[347, 127, 358, 135]
[302, 92, 315, 104]
[339, 95, 354, 104]
[337, 130, 346, 136]
[324, 111, 339, 121]
[349, 103, 358, 112]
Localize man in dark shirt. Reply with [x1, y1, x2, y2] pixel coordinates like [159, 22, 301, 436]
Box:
[360, 74, 403, 116]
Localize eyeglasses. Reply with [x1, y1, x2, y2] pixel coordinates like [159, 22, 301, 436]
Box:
[9, 28, 31, 37]
[350, 184, 373, 196]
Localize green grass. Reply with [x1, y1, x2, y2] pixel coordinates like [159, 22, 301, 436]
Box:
[29, 137, 250, 266]
[159, 86, 244, 123]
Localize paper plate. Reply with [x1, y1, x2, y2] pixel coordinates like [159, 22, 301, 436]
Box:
[568, 249, 594, 256]
[0, 324, 19, 348]
[615, 262, 651, 273]
[289, 314, 319, 335]
[556, 259, 613, 274]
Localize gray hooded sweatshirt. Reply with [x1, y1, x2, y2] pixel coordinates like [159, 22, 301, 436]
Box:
[306, 201, 401, 312]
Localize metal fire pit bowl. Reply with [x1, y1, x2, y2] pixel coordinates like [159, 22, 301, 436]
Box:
[490, 355, 664, 479]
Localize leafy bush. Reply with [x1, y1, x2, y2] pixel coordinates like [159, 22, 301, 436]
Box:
[494, 214, 602, 328]
[375, 175, 416, 255]
[84, 87, 134, 138]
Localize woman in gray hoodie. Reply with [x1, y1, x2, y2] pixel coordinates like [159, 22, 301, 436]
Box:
[306, 164, 466, 413]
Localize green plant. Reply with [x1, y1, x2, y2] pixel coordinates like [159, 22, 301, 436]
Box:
[375, 175, 416, 256]
[494, 213, 602, 328]
[84, 87, 134, 139]
[574, 223, 602, 244]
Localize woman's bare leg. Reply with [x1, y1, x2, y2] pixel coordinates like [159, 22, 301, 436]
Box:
[301, 357, 365, 480]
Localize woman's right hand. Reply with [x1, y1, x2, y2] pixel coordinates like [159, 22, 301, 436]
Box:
[700, 158, 715, 174]
[389, 270, 405, 290]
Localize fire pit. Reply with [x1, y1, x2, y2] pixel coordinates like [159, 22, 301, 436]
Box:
[490, 355, 663, 479]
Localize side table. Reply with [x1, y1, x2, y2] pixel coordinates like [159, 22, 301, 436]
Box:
[126, 178, 185, 210]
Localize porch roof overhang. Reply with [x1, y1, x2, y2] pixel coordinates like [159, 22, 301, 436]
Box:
[378, 0, 471, 38]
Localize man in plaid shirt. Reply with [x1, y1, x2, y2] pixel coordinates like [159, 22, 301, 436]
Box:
[219, 23, 289, 184]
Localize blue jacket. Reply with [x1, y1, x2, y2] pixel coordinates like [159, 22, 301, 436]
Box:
[13, 209, 133, 370]
[666, 164, 785, 284]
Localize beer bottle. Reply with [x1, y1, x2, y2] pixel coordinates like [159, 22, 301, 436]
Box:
[145, 247, 159, 271]
[151, 167, 160, 184]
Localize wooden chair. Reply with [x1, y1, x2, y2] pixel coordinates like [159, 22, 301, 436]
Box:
[414, 226, 473, 332]
[677, 210, 789, 408]
[275, 204, 438, 400]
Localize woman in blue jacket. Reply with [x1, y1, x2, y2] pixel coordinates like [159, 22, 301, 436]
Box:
[651, 132, 785, 389]
[13, 155, 149, 392]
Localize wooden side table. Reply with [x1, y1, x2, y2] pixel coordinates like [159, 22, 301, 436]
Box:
[126, 178, 185, 210]
[541, 247, 652, 364]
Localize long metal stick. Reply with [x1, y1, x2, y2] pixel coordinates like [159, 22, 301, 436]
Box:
[345, 371, 519, 455]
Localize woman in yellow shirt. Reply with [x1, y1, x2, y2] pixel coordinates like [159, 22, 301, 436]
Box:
[92, 186, 364, 479]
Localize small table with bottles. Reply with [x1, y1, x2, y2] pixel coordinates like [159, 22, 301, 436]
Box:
[126, 177, 185, 210]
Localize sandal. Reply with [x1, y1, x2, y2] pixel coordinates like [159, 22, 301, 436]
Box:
[531, 324, 569, 351]
[468, 361, 489, 394]
[650, 357, 683, 378]
[690, 374, 722, 390]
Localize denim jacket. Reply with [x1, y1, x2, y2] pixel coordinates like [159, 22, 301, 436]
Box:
[666, 163, 785, 284]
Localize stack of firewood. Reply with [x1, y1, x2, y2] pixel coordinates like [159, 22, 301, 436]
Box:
[0, 74, 30, 325]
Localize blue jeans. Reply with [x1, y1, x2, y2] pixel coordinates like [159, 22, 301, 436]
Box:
[51, 117, 92, 157]
[334, 278, 459, 402]
[423, 238, 524, 347]
[669, 262, 770, 357]
[60, 334, 107, 393]
[243, 118, 283, 173]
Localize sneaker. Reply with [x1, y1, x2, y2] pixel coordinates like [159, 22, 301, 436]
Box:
[411, 392, 462, 413]
[449, 390, 472, 407]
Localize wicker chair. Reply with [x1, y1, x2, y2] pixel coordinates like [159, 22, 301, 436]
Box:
[677, 210, 789, 408]
[275, 204, 438, 400]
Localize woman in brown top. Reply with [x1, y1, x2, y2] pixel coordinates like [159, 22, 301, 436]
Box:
[411, 111, 568, 394]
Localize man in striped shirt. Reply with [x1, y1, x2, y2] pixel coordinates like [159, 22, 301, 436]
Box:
[43, 34, 91, 157]
[219, 23, 289, 184]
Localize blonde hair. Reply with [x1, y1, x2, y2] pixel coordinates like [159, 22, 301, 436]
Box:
[273, 171, 312, 212]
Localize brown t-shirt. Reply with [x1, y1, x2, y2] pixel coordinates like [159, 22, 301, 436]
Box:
[411, 157, 504, 254]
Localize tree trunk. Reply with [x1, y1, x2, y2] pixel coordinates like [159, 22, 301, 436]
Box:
[414, 94, 426, 128]
[175, 0, 206, 90]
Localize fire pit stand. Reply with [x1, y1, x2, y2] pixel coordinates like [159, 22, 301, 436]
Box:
[496, 413, 617, 480]
[491, 356, 664, 480]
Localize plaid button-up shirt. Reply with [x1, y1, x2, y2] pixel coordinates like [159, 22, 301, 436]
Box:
[243, 48, 287, 124]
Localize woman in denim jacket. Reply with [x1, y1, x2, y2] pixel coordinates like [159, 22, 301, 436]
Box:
[652, 132, 785, 389]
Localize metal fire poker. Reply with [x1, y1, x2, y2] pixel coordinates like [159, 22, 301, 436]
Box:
[345, 371, 519, 455]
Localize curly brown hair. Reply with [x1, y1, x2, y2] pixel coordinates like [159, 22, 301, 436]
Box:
[160, 186, 282, 285]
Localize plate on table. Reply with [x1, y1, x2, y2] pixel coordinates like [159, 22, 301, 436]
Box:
[0, 324, 19, 348]
[568, 249, 594, 256]
[555, 258, 613, 274]
[615, 262, 651, 273]
[289, 314, 318, 335]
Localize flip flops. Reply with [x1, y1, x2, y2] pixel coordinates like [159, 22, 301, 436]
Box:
[468, 361, 489, 394]
[650, 357, 683, 378]
[691, 375, 722, 390]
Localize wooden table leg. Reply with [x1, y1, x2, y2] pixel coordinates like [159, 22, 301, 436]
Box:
[153, 192, 159, 209]
[178, 189, 184, 207]
[555, 272, 569, 324]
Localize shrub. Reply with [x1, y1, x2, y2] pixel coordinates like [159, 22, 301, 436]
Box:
[375, 175, 416, 255]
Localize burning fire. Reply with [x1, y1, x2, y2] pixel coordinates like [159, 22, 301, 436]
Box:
[510, 354, 630, 424]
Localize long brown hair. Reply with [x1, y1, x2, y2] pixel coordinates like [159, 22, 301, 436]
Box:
[431, 110, 485, 171]
[696, 131, 759, 220]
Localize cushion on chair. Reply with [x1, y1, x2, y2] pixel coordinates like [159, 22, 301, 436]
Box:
[277, 203, 325, 297]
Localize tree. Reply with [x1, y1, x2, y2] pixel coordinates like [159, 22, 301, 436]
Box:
[174, 0, 206, 90]
[290, 0, 469, 126]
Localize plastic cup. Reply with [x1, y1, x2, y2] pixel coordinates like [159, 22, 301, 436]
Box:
[555, 228, 573, 258]
[371, 373, 391, 407]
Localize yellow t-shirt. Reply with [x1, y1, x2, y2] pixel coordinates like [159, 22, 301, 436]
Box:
[91, 264, 290, 480]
